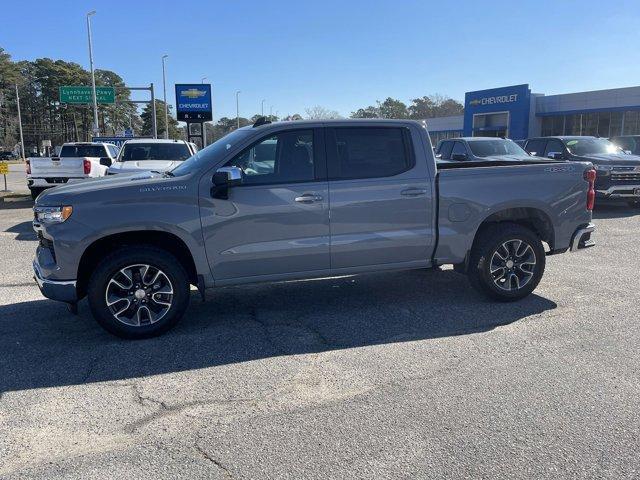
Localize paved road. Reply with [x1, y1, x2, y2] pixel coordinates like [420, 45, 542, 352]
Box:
[0, 201, 639, 479]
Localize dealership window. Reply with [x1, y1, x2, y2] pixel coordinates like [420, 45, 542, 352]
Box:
[565, 114, 581, 135]
[624, 111, 640, 135]
[597, 112, 611, 138]
[610, 112, 623, 137]
[582, 113, 598, 136]
[541, 116, 564, 136]
[539, 110, 640, 137]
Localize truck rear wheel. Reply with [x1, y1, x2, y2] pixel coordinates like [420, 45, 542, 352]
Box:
[87, 246, 190, 339]
[467, 223, 545, 301]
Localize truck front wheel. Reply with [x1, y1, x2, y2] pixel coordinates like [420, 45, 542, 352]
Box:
[467, 223, 546, 301]
[87, 246, 191, 339]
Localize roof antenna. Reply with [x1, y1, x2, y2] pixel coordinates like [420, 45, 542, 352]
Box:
[253, 116, 271, 128]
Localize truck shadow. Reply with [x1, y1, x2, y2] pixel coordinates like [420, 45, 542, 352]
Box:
[593, 202, 640, 219]
[0, 269, 557, 394]
[4, 221, 37, 241]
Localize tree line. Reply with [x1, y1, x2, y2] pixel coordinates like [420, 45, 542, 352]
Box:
[0, 46, 463, 154]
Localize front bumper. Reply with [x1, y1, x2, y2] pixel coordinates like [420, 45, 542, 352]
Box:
[33, 260, 77, 303]
[596, 184, 640, 198]
[570, 223, 596, 252]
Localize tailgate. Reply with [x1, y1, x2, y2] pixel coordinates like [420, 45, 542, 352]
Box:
[29, 157, 86, 177]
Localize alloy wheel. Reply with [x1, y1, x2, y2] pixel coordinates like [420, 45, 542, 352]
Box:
[105, 264, 174, 326]
[489, 239, 537, 291]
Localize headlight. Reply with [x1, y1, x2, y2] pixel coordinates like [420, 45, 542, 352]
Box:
[34, 206, 73, 223]
[594, 165, 612, 176]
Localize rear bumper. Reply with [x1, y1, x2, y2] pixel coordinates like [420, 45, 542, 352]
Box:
[33, 260, 77, 303]
[570, 223, 596, 252]
[28, 177, 87, 188]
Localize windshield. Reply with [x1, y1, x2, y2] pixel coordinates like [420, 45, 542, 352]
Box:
[170, 129, 252, 177]
[60, 145, 106, 157]
[467, 139, 527, 158]
[565, 138, 622, 156]
[120, 143, 191, 162]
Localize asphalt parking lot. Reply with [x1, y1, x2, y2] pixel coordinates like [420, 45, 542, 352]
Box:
[1, 197, 639, 479]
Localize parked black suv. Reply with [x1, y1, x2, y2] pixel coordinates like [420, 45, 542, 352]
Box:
[523, 136, 640, 206]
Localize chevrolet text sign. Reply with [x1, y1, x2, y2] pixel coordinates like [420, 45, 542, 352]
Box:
[468, 94, 519, 107]
[175, 84, 212, 122]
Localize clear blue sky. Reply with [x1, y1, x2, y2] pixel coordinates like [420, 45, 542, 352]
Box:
[3, 0, 640, 120]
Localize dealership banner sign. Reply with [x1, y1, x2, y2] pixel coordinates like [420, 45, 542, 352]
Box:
[175, 84, 212, 122]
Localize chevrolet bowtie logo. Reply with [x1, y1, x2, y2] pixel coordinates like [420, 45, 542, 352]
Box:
[181, 88, 207, 99]
[469, 99, 481, 106]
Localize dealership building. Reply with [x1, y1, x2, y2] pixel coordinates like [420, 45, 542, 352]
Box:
[426, 83, 640, 143]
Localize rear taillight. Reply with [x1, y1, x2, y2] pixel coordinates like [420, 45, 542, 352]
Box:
[25, 159, 31, 175]
[83, 159, 91, 175]
[584, 168, 596, 211]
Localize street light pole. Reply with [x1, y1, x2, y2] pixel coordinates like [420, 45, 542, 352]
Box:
[162, 54, 169, 139]
[15, 84, 25, 161]
[236, 90, 241, 129]
[86, 10, 99, 138]
[261, 99, 265, 116]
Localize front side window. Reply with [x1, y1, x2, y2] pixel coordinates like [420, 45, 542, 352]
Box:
[525, 139, 546, 156]
[438, 141, 454, 160]
[451, 141, 467, 157]
[225, 130, 315, 185]
[467, 139, 526, 157]
[329, 127, 412, 179]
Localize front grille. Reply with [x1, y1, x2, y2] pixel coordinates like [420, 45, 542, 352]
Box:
[611, 172, 640, 182]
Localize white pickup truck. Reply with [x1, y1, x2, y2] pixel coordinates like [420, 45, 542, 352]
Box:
[26, 142, 119, 199]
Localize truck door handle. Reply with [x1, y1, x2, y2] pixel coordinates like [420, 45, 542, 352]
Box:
[294, 193, 323, 203]
[401, 188, 427, 197]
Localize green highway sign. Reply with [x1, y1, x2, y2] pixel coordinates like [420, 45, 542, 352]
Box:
[59, 86, 115, 104]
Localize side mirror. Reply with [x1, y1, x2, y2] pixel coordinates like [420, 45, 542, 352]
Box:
[451, 153, 468, 161]
[99, 157, 112, 167]
[211, 166, 243, 199]
[547, 152, 564, 160]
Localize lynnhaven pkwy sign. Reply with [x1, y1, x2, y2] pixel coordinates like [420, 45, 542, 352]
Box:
[59, 86, 116, 104]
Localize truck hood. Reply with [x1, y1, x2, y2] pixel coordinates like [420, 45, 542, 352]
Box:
[107, 160, 182, 174]
[574, 153, 640, 165]
[35, 171, 172, 206]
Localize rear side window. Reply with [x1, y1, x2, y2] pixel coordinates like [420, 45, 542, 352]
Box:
[328, 127, 413, 180]
[225, 129, 316, 185]
[525, 139, 546, 156]
[438, 141, 454, 160]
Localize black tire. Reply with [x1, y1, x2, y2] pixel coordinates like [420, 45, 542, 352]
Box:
[30, 188, 41, 200]
[87, 246, 190, 339]
[467, 223, 545, 302]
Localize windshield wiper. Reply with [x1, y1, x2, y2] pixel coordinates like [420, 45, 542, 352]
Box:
[162, 170, 175, 177]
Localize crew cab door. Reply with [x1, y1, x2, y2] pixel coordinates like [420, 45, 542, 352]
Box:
[199, 128, 330, 281]
[326, 126, 434, 269]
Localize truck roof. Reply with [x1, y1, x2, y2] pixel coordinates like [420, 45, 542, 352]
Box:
[246, 118, 426, 130]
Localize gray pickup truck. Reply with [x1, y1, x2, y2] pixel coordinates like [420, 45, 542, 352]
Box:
[33, 119, 596, 338]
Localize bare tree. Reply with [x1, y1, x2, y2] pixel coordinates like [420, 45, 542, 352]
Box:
[304, 106, 342, 120]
